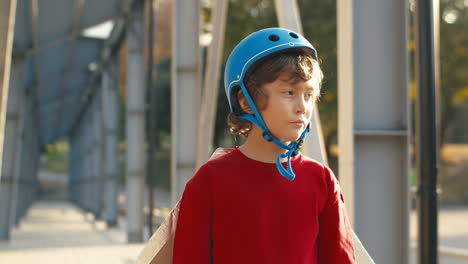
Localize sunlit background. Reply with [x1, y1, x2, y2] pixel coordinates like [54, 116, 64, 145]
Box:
[0, 0, 467, 263]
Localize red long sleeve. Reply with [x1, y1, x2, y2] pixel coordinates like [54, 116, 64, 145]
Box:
[173, 147, 355, 264]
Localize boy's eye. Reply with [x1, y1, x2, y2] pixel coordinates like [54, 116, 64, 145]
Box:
[284, 90, 294, 96]
[304, 93, 313, 100]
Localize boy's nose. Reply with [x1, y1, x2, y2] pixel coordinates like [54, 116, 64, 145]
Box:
[295, 96, 307, 113]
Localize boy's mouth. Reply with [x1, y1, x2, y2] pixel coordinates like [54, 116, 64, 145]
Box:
[290, 120, 305, 127]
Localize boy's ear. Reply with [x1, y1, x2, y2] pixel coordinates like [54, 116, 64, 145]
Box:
[237, 89, 254, 114]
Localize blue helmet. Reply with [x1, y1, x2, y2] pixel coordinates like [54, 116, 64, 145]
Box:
[224, 28, 318, 181]
[224, 27, 317, 112]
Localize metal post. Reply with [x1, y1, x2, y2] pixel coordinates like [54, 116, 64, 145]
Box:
[76, 123, 85, 207]
[22, 86, 32, 218]
[126, 4, 146, 243]
[0, 0, 17, 174]
[70, 122, 82, 205]
[73, 124, 80, 206]
[93, 95, 104, 218]
[414, 0, 439, 263]
[92, 101, 98, 216]
[85, 110, 93, 212]
[23, 89, 34, 217]
[79, 126, 84, 206]
[78, 127, 83, 205]
[80, 123, 85, 207]
[22, 126, 31, 216]
[337, 0, 410, 263]
[80, 124, 85, 207]
[11, 88, 28, 226]
[32, 141, 39, 202]
[69, 130, 76, 203]
[10, 74, 29, 227]
[99, 96, 106, 219]
[196, 0, 228, 168]
[83, 120, 88, 209]
[78, 131, 82, 205]
[273, 0, 327, 164]
[91, 102, 97, 214]
[145, 0, 156, 235]
[89, 108, 95, 213]
[13, 144, 24, 224]
[102, 68, 119, 227]
[171, 0, 201, 204]
[83, 112, 89, 210]
[30, 140, 37, 205]
[74, 126, 83, 205]
[0, 59, 24, 240]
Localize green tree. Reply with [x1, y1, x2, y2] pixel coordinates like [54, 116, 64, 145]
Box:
[439, 0, 468, 143]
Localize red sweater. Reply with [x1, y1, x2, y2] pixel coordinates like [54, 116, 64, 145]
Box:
[173, 147, 355, 264]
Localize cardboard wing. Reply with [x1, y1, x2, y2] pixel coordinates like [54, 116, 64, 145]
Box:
[352, 230, 375, 264]
[134, 148, 375, 264]
[135, 202, 179, 264]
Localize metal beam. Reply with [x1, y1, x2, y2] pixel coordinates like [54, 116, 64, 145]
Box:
[126, 4, 146, 243]
[196, 0, 228, 169]
[337, 0, 410, 263]
[273, 0, 327, 164]
[171, 0, 201, 205]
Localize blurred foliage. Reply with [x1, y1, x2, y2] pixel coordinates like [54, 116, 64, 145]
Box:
[44, 141, 69, 173]
[439, 144, 468, 205]
[439, 0, 468, 143]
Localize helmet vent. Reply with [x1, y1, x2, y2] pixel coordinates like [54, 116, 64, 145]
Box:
[268, 34, 280, 41]
[289, 32, 299, 39]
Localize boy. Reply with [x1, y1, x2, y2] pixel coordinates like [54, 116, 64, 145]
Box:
[173, 28, 356, 264]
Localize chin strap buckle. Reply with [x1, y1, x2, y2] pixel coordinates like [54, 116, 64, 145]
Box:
[262, 131, 274, 142]
[292, 139, 304, 157]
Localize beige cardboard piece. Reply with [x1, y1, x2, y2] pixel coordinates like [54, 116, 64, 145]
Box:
[135, 203, 179, 264]
[134, 148, 375, 264]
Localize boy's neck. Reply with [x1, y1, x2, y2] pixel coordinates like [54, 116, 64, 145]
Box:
[238, 126, 289, 163]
